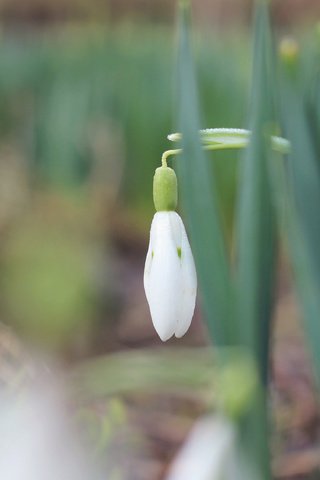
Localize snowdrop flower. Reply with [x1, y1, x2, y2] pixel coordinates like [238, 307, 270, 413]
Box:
[144, 165, 197, 341]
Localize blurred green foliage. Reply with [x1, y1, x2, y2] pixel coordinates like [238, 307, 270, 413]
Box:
[0, 23, 248, 350]
[0, 24, 248, 222]
[1, 214, 96, 348]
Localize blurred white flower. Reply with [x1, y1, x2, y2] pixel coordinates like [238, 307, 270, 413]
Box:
[144, 211, 197, 341]
[0, 375, 103, 480]
[166, 415, 236, 480]
[166, 415, 261, 480]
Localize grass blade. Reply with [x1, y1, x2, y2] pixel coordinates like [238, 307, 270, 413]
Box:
[271, 150, 320, 387]
[279, 50, 320, 385]
[175, 1, 234, 345]
[236, 1, 276, 382]
[235, 2, 277, 477]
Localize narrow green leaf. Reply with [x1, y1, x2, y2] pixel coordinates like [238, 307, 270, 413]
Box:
[236, 1, 276, 383]
[270, 153, 320, 386]
[279, 53, 320, 386]
[281, 73, 320, 282]
[287, 219, 320, 387]
[235, 2, 276, 477]
[175, 2, 234, 345]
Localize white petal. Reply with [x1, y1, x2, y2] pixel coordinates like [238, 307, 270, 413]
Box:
[144, 211, 197, 341]
[174, 220, 197, 338]
[144, 212, 181, 341]
[165, 415, 236, 480]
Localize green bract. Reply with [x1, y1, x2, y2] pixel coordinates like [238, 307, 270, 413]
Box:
[153, 166, 178, 212]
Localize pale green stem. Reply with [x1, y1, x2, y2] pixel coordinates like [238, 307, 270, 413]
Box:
[162, 149, 182, 166]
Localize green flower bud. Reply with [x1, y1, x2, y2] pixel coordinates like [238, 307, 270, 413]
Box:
[153, 166, 178, 212]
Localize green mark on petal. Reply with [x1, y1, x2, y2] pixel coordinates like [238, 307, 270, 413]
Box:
[152, 251, 154, 259]
[177, 247, 182, 259]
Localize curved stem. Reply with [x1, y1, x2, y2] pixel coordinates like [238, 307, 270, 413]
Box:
[162, 149, 182, 166]
[162, 142, 246, 164]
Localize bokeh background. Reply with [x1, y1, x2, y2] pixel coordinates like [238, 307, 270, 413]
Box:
[0, 0, 319, 479]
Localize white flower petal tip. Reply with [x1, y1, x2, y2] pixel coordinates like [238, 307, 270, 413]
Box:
[144, 211, 197, 341]
[165, 415, 237, 480]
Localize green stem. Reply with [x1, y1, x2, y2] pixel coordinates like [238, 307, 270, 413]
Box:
[161, 149, 182, 166]
[162, 142, 247, 165]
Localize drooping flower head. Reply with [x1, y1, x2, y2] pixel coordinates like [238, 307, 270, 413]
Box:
[144, 165, 197, 341]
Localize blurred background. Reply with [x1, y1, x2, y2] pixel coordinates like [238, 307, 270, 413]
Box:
[0, 0, 319, 479]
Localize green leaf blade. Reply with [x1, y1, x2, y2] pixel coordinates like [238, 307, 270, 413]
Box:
[175, 3, 234, 345]
[236, 1, 276, 382]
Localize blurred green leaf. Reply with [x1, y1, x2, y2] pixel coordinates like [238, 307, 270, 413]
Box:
[272, 154, 320, 387]
[235, 0, 276, 383]
[175, 2, 234, 345]
[235, 2, 277, 477]
[71, 347, 215, 400]
[279, 48, 320, 385]
[70, 347, 258, 413]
